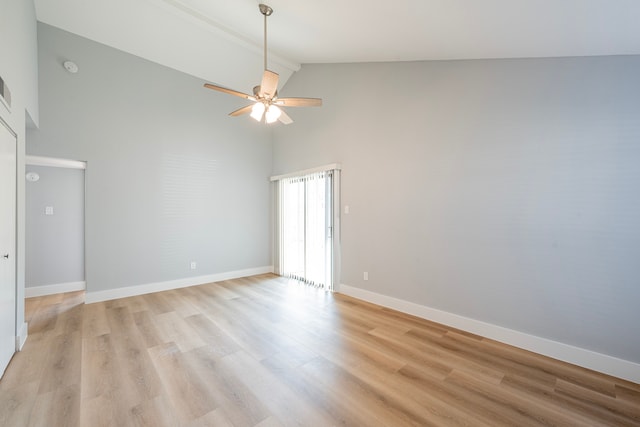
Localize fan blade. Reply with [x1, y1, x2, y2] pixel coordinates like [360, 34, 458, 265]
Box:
[278, 109, 293, 125]
[275, 97, 322, 107]
[229, 104, 254, 117]
[260, 70, 279, 98]
[204, 83, 254, 100]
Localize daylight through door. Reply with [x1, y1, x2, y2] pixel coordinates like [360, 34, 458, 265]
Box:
[275, 167, 340, 291]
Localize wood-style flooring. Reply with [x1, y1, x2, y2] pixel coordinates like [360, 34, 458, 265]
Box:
[1, 274, 639, 426]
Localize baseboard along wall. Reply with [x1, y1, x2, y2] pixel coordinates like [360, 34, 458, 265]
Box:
[16, 322, 28, 351]
[84, 266, 274, 304]
[338, 283, 640, 385]
[25, 281, 86, 298]
[25, 271, 638, 383]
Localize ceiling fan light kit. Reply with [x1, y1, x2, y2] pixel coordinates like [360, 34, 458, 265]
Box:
[204, 4, 322, 125]
[265, 105, 282, 123]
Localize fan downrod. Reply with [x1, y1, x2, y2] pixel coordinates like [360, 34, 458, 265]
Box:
[259, 4, 273, 16]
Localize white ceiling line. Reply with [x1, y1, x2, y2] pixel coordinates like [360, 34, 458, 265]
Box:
[150, 0, 300, 73]
[34, 0, 640, 93]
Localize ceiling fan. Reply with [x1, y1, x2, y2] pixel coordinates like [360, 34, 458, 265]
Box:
[204, 3, 322, 125]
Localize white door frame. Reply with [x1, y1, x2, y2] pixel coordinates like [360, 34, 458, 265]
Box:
[271, 163, 342, 290]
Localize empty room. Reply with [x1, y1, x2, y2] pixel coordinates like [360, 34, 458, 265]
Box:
[1, 0, 639, 426]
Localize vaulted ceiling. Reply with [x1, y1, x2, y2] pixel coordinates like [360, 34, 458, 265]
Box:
[35, 0, 640, 92]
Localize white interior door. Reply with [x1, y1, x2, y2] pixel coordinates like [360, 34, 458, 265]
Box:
[0, 119, 16, 377]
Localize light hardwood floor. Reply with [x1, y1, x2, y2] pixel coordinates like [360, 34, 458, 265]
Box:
[1, 274, 639, 426]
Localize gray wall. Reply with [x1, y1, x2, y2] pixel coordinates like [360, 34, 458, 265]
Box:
[27, 23, 273, 294]
[26, 165, 84, 287]
[273, 57, 640, 364]
[0, 0, 39, 340]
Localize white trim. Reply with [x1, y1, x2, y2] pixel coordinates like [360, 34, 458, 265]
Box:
[16, 322, 28, 351]
[338, 284, 640, 385]
[270, 163, 342, 182]
[25, 281, 86, 298]
[150, 0, 300, 73]
[85, 266, 273, 304]
[0, 94, 9, 113]
[0, 115, 16, 136]
[25, 155, 86, 169]
[331, 169, 341, 291]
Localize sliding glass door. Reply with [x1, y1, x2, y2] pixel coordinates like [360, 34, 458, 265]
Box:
[274, 167, 340, 291]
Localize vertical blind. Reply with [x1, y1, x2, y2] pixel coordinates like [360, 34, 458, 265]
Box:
[276, 169, 336, 290]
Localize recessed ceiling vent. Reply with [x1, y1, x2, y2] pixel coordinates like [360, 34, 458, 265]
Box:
[0, 75, 11, 110]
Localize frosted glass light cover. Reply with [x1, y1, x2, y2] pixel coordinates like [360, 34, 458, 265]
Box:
[251, 102, 266, 121]
[265, 105, 282, 123]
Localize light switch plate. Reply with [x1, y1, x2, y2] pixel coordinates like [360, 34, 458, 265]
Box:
[45, 206, 54, 215]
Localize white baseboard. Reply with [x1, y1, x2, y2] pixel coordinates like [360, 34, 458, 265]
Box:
[25, 281, 86, 298]
[338, 284, 640, 385]
[85, 266, 274, 304]
[16, 322, 28, 351]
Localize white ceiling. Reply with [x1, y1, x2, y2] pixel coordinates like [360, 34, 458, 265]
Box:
[35, 0, 640, 91]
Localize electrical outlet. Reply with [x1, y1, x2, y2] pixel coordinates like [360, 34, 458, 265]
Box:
[363, 271, 369, 281]
[190, 261, 197, 270]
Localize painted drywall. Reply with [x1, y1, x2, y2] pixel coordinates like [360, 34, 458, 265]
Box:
[26, 165, 84, 288]
[27, 23, 273, 295]
[273, 57, 640, 365]
[34, 0, 299, 95]
[0, 0, 40, 346]
[0, 0, 39, 124]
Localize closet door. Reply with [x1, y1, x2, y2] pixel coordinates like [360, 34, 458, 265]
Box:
[0, 119, 16, 377]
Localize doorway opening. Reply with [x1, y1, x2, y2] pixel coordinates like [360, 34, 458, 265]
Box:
[272, 164, 341, 291]
[25, 156, 86, 298]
